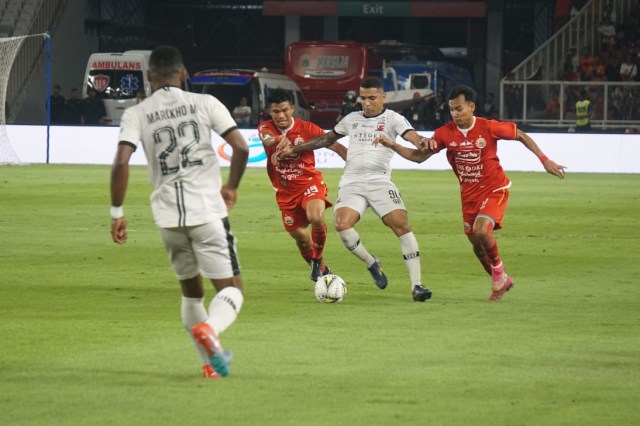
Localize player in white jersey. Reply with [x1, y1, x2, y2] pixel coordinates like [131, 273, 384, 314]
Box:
[109, 46, 249, 379]
[277, 77, 433, 302]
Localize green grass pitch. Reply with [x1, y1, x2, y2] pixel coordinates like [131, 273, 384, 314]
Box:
[1, 164, 639, 425]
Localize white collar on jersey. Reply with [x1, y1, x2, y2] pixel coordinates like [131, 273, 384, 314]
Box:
[280, 117, 295, 135]
[153, 84, 181, 93]
[456, 116, 476, 137]
[363, 108, 386, 119]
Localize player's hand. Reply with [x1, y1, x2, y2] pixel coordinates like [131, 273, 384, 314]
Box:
[372, 135, 395, 148]
[543, 159, 567, 179]
[276, 143, 295, 160]
[111, 217, 128, 244]
[419, 137, 437, 151]
[275, 135, 292, 152]
[221, 184, 238, 211]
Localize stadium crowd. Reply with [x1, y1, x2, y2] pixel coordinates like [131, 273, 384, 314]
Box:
[503, 2, 640, 128]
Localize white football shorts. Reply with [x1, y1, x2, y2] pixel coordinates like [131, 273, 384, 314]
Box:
[334, 179, 406, 219]
[159, 218, 240, 280]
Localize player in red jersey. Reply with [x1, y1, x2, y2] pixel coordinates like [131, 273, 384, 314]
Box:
[373, 85, 566, 301]
[258, 88, 347, 282]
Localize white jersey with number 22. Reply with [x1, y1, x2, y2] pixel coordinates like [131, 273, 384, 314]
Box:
[118, 86, 237, 228]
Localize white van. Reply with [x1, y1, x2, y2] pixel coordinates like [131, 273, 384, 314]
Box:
[83, 50, 151, 124]
[190, 69, 311, 127]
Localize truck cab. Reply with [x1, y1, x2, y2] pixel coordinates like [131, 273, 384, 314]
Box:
[191, 69, 311, 127]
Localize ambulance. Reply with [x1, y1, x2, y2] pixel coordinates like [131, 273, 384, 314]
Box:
[83, 50, 151, 125]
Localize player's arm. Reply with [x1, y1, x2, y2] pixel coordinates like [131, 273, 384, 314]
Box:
[515, 129, 567, 179]
[402, 129, 438, 151]
[372, 135, 433, 163]
[259, 129, 283, 148]
[277, 130, 340, 159]
[110, 142, 135, 244]
[221, 129, 249, 211]
[328, 141, 348, 161]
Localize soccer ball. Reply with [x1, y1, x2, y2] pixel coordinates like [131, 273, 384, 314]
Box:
[314, 274, 347, 303]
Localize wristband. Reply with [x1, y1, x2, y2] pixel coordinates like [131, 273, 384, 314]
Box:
[110, 206, 124, 219]
[539, 154, 549, 163]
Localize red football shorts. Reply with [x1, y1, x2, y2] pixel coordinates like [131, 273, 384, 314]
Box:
[461, 189, 509, 235]
[276, 178, 332, 231]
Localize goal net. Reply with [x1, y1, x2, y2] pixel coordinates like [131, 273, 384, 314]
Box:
[0, 34, 42, 165]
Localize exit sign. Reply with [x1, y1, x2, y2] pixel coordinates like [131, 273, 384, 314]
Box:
[337, 1, 411, 17]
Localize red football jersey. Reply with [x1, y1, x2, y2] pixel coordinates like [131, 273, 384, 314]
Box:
[432, 117, 517, 201]
[258, 118, 326, 194]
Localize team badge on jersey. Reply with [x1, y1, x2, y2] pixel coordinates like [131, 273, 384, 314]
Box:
[376, 121, 385, 131]
[284, 215, 294, 226]
[476, 137, 486, 148]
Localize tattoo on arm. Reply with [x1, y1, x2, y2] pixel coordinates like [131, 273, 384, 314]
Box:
[292, 132, 338, 153]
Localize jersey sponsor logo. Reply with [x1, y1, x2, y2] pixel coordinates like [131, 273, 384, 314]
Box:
[455, 150, 481, 164]
[217, 134, 267, 163]
[475, 137, 486, 148]
[460, 140, 473, 147]
[92, 74, 110, 92]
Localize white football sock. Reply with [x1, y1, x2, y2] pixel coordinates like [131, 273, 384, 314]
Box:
[181, 296, 209, 364]
[207, 286, 244, 334]
[338, 228, 375, 266]
[399, 232, 422, 287]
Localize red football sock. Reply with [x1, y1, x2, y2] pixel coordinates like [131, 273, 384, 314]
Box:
[483, 236, 502, 268]
[311, 223, 327, 259]
[477, 254, 492, 275]
[300, 247, 313, 264]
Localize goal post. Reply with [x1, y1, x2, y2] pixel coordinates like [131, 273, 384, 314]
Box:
[0, 33, 49, 165]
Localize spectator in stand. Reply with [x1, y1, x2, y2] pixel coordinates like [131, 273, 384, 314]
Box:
[544, 91, 560, 120]
[602, 0, 616, 24]
[621, 89, 637, 120]
[575, 89, 593, 132]
[82, 87, 107, 125]
[336, 90, 362, 122]
[619, 54, 638, 81]
[402, 91, 428, 130]
[561, 63, 579, 81]
[563, 47, 579, 74]
[63, 88, 82, 124]
[605, 56, 621, 81]
[481, 92, 497, 119]
[49, 83, 65, 124]
[504, 73, 523, 119]
[590, 58, 606, 82]
[597, 16, 616, 48]
[232, 96, 252, 128]
[432, 92, 448, 126]
[579, 47, 595, 81]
